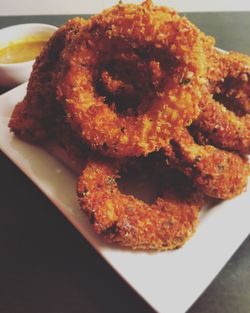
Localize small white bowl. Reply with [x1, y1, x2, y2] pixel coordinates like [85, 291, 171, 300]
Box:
[0, 23, 58, 87]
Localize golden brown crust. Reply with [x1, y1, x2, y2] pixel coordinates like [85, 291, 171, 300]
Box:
[77, 157, 204, 250]
[57, 1, 206, 157]
[7, 1, 250, 251]
[9, 18, 86, 142]
[165, 129, 250, 199]
[191, 94, 250, 154]
[193, 45, 250, 154]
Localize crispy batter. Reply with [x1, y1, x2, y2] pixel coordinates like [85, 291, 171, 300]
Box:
[101, 70, 135, 96]
[166, 130, 250, 199]
[7, 1, 250, 251]
[57, 0, 206, 157]
[9, 99, 47, 141]
[9, 18, 86, 142]
[97, 53, 155, 116]
[48, 114, 90, 173]
[98, 53, 170, 116]
[213, 52, 250, 115]
[193, 49, 250, 154]
[77, 157, 204, 250]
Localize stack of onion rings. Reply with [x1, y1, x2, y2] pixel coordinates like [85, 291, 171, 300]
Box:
[9, 0, 250, 250]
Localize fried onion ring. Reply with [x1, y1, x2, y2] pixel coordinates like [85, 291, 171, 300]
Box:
[165, 129, 250, 199]
[57, 1, 206, 157]
[77, 157, 204, 250]
[9, 18, 86, 142]
[192, 49, 250, 154]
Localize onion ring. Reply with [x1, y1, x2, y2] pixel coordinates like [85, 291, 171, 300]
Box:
[165, 129, 250, 199]
[9, 18, 86, 142]
[57, 0, 206, 157]
[192, 48, 250, 154]
[77, 157, 204, 250]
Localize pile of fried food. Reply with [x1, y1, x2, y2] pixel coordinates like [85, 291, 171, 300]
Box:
[9, 1, 250, 250]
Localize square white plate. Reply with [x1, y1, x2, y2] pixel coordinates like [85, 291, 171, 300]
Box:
[0, 83, 249, 313]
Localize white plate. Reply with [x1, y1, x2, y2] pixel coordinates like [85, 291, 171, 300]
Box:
[0, 83, 249, 313]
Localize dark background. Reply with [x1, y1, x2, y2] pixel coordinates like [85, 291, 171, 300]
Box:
[0, 12, 250, 313]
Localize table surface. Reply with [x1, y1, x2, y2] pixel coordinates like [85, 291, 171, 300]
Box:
[0, 13, 250, 313]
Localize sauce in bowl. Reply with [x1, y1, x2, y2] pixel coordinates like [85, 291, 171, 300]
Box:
[0, 35, 49, 64]
[0, 23, 57, 86]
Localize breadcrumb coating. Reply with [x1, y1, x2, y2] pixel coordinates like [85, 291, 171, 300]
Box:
[57, 0, 206, 157]
[8, 1, 250, 251]
[193, 45, 250, 154]
[166, 130, 250, 199]
[9, 18, 86, 142]
[78, 157, 204, 250]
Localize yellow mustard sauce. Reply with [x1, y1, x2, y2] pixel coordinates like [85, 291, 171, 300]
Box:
[0, 35, 49, 64]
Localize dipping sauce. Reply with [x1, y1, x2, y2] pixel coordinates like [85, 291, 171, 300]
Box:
[0, 35, 48, 64]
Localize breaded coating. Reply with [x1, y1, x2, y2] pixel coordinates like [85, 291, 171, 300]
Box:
[190, 94, 250, 154]
[9, 99, 47, 141]
[193, 48, 250, 154]
[9, 18, 86, 142]
[48, 114, 90, 173]
[57, 0, 206, 157]
[214, 52, 250, 115]
[7, 1, 250, 251]
[166, 130, 250, 199]
[77, 157, 204, 250]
